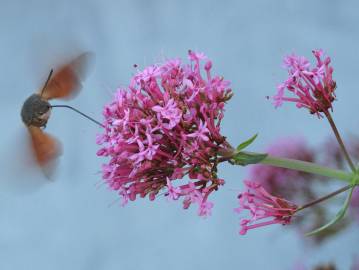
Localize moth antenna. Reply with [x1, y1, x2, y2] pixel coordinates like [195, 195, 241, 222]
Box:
[40, 69, 54, 98]
[50, 105, 104, 128]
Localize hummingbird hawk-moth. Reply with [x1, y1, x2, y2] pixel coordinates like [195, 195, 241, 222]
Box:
[20, 52, 97, 174]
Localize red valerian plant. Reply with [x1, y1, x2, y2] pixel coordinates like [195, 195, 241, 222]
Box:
[97, 51, 233, 216]
[97, 49, 359, 236]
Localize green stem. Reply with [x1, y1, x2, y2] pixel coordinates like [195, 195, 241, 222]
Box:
[324, 111, 356, 173]
[296, 184, 352, 212]
[242, 151, 353, 182]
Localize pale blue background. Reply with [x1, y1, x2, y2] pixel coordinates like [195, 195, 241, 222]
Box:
[1, 1, 358, 269]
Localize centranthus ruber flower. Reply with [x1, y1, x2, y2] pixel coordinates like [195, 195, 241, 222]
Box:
[96, 50, 233, 216]
[235, 180, 298, 235]
[273, 49, 336, 117]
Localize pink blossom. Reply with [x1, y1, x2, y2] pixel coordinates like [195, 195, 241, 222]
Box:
[165, 178, 181, 200]
[273, 49, 336, 117]
[187, 120, 210, 141]
[198, 200, 214, 217]
[152, 98, 182, 130]
[134, 65, 161, 83]
[97, 51, 233, 216]
[188, 50, 207, 61]
[235, 180, 298, 235]
[118, 187, 130, 207]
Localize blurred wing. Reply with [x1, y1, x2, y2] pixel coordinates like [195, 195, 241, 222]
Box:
[27, 126, 62, 174]
[39, 52, 94, 100]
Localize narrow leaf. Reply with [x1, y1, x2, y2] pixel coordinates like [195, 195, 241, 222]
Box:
[306, 186, 355, 236]
[236, 134, 258, 152]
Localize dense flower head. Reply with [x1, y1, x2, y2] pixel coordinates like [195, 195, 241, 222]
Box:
[249, 137, 315, 201]
[96, 50, 233, 216]
[235, 180, 298, 235]
[273, 49, 336, 117]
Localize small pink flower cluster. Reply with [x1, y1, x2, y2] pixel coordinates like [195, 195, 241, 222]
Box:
[235, 180, 298, 235]
[97, 51, 233, 216]
[274, 49, 336, 117]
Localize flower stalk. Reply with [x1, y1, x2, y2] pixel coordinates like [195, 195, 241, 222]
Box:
[296, 184, 352, 212]
[258, 152, 353, 182]
[230, 151, 353, 182]
[324, 110, 356, 172]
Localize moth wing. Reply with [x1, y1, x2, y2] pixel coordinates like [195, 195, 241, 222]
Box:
[27, 126, 62, 178]
[39, 52, 94, 100]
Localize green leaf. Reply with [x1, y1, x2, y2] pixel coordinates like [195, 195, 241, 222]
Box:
[306, 186, 355, 236]
[236, 134, 258, 152]
[232, 152, 268, 166]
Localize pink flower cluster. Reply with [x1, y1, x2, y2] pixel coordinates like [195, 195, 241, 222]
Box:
[97, 51, 233, 216]
[235, 180, 298, 235]
[274, 49, 336, 117]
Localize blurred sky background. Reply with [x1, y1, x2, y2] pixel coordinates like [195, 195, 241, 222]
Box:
[1, 0, 359, 269]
